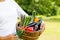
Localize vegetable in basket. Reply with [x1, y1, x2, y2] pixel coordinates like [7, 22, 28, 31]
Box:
[16, 16, 32, 37]
[26, 27, 34, 32]
[34, 20, 42, 31]
[16, 29, 23, 37]
[26, 12, 42, 31]
[17, 11, 42, 36]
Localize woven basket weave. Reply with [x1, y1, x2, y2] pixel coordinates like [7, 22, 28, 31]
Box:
[20, 35, 38, 40]
[19, 30, 42, 40]
[23, 30, 41, 37]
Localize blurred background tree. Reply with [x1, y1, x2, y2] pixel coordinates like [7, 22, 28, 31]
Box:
[15, 0, 60, 17]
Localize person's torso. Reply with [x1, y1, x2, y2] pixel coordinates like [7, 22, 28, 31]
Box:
[0, 0, 18, 36]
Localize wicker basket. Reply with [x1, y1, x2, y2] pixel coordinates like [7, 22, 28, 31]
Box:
[23, 30, 41, 37]
[19, 30, 42, 40]
[20, 35, 38, 40]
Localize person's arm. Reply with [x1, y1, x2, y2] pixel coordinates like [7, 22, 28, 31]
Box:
[16, 5, 29, 17]
[11, 1, 28, 30]
[11, 0, 29, 17]
[15, 1, 28, 17]
[16, 5, 29, 30]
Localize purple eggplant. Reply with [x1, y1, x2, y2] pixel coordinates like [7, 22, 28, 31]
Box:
[27, 22, 37, 27]
[36, 20, 42, 31]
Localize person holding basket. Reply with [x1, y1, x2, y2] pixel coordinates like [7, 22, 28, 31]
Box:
[0, 0, 45, 40]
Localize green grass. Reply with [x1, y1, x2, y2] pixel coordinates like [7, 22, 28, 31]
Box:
[36, 15, 60, 22]
[38, 21, 60, 40]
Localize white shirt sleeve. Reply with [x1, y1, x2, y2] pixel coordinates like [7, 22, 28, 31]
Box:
[16, 5, 29, 17]
[12, 0, 29, 17]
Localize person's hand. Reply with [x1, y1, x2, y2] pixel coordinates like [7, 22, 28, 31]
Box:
[0, 34, 17, 40]
[40, 21, 45, 33]
[5, 34, 17, 40]
[0, 36, 5, 40]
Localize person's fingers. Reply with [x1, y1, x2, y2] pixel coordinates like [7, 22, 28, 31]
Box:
[40, 22, 44, 29]
[0, 34, 17, 40]
[40, 21, 45, 32]
[5, 34, 17, 40]
[9, 35, 17, 40]
[0, 36, 5, 40]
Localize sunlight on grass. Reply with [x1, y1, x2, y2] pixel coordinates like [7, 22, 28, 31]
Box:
[38, 21, 60, 40]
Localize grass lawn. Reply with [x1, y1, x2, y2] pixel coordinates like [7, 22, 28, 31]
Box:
[38, 21, 60, 40]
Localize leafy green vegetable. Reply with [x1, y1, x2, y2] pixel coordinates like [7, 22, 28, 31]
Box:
[21, 16, 32, 26]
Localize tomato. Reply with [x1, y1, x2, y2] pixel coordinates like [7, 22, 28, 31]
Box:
[26, 27, 34, 32]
